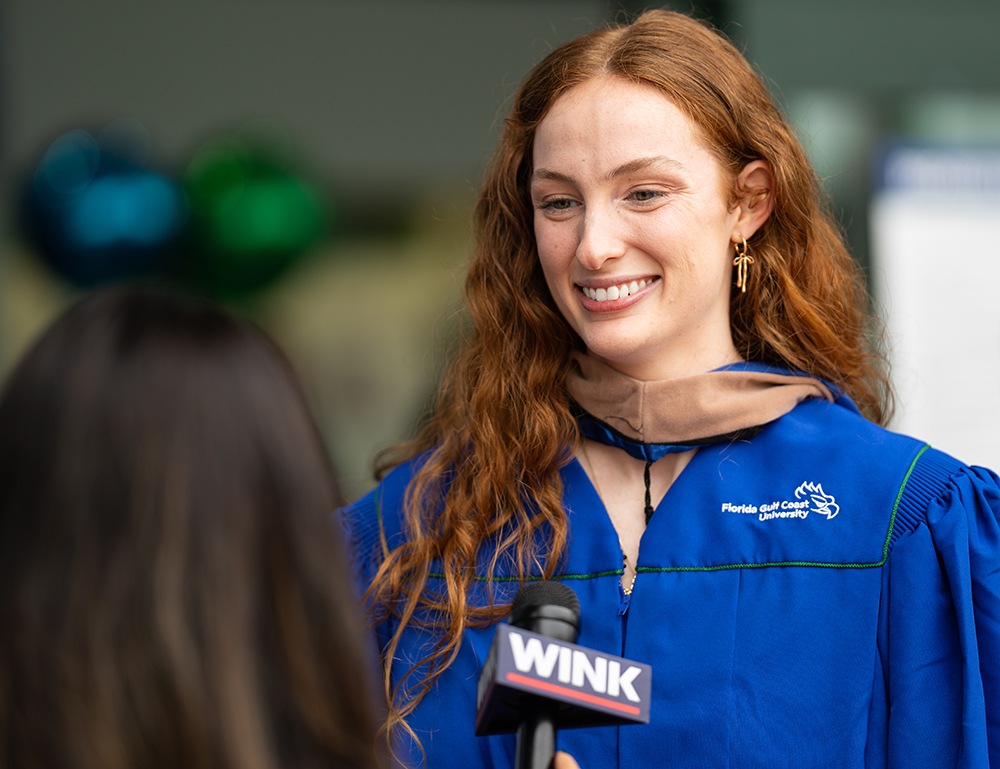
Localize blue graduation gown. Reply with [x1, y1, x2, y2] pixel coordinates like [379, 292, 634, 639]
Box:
[340, 395, 1000, 768]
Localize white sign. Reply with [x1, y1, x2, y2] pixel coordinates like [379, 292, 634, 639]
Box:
[871, 144, 1000, 470]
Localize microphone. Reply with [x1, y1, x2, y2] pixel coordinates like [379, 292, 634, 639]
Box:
[508, 582, 578, 769]
[475, 582, 651, 769]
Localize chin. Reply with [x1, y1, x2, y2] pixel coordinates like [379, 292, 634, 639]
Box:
[581, 341, 648, 373]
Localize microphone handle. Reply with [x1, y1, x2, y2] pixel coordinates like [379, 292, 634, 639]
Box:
[515, 696, 556, 769]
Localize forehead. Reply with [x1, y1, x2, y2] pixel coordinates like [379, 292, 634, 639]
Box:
[532, 76, 719, 175]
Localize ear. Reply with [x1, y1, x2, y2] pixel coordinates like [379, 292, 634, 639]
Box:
[729, 159, 774, 240]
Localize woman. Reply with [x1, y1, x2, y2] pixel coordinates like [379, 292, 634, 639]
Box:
[343, 10, 1000, 768]
[0, 287, 380, 769]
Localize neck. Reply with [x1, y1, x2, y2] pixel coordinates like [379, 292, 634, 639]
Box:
[587, 343, 743, 382]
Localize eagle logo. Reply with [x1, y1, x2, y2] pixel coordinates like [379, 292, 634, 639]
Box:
[794, 482, 840, 519]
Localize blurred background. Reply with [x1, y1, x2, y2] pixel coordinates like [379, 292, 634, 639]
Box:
[1, 0, 998, 499]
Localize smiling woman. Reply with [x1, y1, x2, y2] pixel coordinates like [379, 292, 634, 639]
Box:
[340, 9, 1000, 769]
[530, 77, 772, 382]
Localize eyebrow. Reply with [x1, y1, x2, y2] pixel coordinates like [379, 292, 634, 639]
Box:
[531, 155, 686, 185]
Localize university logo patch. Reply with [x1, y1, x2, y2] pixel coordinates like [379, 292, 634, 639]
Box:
[721, 482, 840, 522]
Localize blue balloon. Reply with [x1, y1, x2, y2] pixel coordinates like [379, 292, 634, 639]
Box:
[21, 123, 187, 289]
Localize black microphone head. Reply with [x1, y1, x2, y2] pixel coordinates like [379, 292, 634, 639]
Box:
[511, 580, 580, 618]
[509, 581, 580, 643]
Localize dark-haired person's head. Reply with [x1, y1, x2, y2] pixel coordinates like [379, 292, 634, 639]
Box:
[0, 286, 379, 769]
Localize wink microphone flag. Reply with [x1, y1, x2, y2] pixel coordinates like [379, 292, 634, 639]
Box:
[475, 582, 651, 769]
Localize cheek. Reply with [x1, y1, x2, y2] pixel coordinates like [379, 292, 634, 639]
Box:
[534, 237, 580, 328]
[534, 221, 574, 285]
[692, 246, 738, 304]
[539, 260, 576, 322]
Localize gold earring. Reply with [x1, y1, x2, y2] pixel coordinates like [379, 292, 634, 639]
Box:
[733, 235, 754, 293]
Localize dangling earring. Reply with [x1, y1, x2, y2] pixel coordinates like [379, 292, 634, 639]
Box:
[733, 234, 754, 293]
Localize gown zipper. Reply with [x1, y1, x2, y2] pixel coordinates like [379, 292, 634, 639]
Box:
[618, 582, 632, 615]
[619, 568, 632, 654]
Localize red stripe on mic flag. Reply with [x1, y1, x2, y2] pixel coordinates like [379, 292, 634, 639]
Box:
[504, 672, 641, 716]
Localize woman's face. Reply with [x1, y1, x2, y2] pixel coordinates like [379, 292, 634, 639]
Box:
[531, 76, 751, 381]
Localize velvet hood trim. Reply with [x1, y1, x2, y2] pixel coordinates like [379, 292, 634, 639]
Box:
[566, 351, 835, 460]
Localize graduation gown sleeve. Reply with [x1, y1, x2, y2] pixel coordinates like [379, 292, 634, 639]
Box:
[867, 450, 1000, 768]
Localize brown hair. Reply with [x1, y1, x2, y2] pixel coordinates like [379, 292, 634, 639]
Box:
[369, 8, 891, 741]
[0, 287, 379, 769]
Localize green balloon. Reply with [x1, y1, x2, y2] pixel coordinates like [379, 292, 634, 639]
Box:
[182, 137, 328, 297]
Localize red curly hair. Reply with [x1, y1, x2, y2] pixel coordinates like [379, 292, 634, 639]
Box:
[368, 8, 892, 747]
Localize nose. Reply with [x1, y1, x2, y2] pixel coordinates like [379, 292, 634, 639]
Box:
[575, 203, 626, 271]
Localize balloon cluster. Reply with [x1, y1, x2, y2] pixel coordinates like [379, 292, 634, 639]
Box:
[20, 119, 329, 298]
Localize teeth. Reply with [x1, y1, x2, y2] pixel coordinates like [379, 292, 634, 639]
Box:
[583, 279, 649, 302]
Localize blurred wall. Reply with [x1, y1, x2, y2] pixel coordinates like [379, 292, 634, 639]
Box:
[738, 0, 1000, 271]
[1, 0, 610, 198]
[2, 0, 998, 496]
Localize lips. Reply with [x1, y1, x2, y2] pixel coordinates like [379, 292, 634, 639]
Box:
[577, 276, 659, 311]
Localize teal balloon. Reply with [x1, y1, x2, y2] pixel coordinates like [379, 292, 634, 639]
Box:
[22, 125, 186, 288]
[182, 137, 328, 297]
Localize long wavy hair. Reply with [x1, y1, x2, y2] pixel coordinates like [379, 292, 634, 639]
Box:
[369, 8, 892, 743]
[0, 287, 380, 769]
